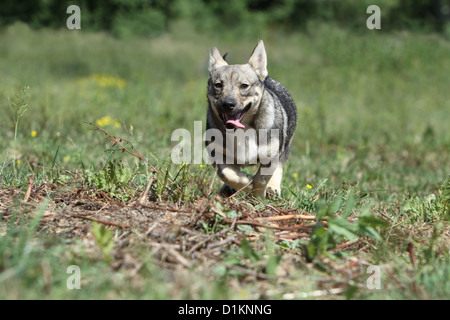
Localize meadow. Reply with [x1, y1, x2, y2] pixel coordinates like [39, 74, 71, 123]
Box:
[0, 21, 449, 299]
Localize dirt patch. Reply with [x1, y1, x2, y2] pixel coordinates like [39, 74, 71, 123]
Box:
[0, 181, 375, 299]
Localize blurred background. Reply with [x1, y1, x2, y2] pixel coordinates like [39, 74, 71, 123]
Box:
[1, 0, 450, 36]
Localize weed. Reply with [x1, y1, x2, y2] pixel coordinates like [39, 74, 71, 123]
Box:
[403, 176, 450, 222]
[90, 222, 115, 262]
[84, 159, 134, 202]
[306, 188, 389, 260]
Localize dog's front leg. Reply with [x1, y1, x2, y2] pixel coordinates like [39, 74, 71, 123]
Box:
[216, 164, 253, 197]
[252, 162, 283, 199]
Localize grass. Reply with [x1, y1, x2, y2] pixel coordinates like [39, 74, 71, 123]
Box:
[0, 21, 449, 299]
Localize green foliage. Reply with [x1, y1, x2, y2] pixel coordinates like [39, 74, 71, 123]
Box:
[1, 0, 449, 36]
[0, 200, 48, 284]
[403, 176, 450, 222]
[307, 189, 389, 260]
[84, 159, 133, 201]
[90, 222, 115, 262]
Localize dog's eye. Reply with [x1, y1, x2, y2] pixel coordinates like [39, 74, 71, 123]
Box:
[214, 82, 223, 89]
[240, 83, 249, 89]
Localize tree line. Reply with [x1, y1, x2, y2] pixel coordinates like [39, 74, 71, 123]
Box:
[1, 0, 449, 36]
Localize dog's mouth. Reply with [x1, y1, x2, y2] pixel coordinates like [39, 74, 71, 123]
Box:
[221, 103, 252, 130]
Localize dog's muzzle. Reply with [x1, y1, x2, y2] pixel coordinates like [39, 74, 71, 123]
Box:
[220, 103, 252, 130]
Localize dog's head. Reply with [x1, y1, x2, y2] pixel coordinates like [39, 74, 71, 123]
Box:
[208, 40, 268, 130]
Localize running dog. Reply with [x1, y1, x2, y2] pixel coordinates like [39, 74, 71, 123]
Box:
[206, 40, 297, 198]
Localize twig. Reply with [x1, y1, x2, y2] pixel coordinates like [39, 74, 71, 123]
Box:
[207, 168, 217, 197]
[148, 242, 191, 267]
[335, 238, 360, 250]
[94, 202, 110, 214]
[136, 203, 193, 214]
[276, 233, 310, 240]
[86, 121, 187, 202]
[71, 214, 130, 229]
[227, 179, 253, 199]
[138, 177, 155, 205]
[23, 176, 34, 202]
[187, 215, 238, 256]
[407, 242, 416, 268]
[148, 242, 182, 250]
[180, 227, 209, 238]
[223, 218, 313, 232]
[167, 248, 192, 268]
[86, 122, 158, 173]
[255, 214, 317, 222]
[226, 265, 273, 280]
[206, 235, 238, 250]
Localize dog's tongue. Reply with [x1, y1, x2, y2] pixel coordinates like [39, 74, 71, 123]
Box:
[226, 119, 245, 130]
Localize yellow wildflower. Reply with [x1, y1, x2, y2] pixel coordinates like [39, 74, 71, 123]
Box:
[96, 116, 121, 128]
[93, 74, 126, 89]
[292, 173, 298, 179]
[31, 130, 37, 137]
[307, 184, 313, 189]
[78, 74, 127, 90]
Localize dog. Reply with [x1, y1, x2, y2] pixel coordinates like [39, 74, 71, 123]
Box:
[205, 40, 297, 199]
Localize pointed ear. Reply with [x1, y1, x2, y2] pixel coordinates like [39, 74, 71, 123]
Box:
[209, 47, 228, 73]
[248, 40, 268, 81]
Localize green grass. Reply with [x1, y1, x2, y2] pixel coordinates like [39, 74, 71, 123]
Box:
[0, 21, 449, 299]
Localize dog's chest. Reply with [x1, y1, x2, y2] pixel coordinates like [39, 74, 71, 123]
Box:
[224, 128, 259, 165]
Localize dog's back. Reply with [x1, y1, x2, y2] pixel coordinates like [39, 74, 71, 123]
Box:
[263, 76, 297, 164]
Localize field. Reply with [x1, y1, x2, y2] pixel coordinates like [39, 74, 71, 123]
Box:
[0, 21, 449, 299]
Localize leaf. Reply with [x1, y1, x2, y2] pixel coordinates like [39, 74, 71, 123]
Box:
[91, 222, 115, 261]
[329, 196, 343, 215]
[265, 255, 281, 276]
[342, 191, 356, 217]
[328, 217, 358, 240]
[357, 224, 382, 241]
[237, 224, 253, 233]
[358, 215, 390, 229]
[345, 285, 359, 300]
[240, 237, 260, 263]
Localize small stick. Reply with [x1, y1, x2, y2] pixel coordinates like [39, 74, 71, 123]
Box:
[255, 214, 317, 222]
[71, 214, 130, 229]
[23, 176, 34, 202]
[206, 235, 238, 250]
[276, 233, 310, 240]
[224, 218, 312, 231]
[167, 248, 192, 268]
[86, 122, 158, 173]
[207, 169, 217, 197]
[335, 238, 359, 250]
[137, 203, 192, 214]
[138, 177, 155, 205]
[407, 242, 416, 268]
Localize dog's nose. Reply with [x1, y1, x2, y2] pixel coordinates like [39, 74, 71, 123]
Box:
[221, 98, 237, 112]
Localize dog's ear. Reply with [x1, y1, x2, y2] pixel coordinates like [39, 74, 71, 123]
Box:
[248, 40, 268, 81]
[209, 47, 228, 73]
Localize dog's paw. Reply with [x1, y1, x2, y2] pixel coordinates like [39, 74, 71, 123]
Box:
[266, 186, 281, 199]
[220, 184, 237, 197]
